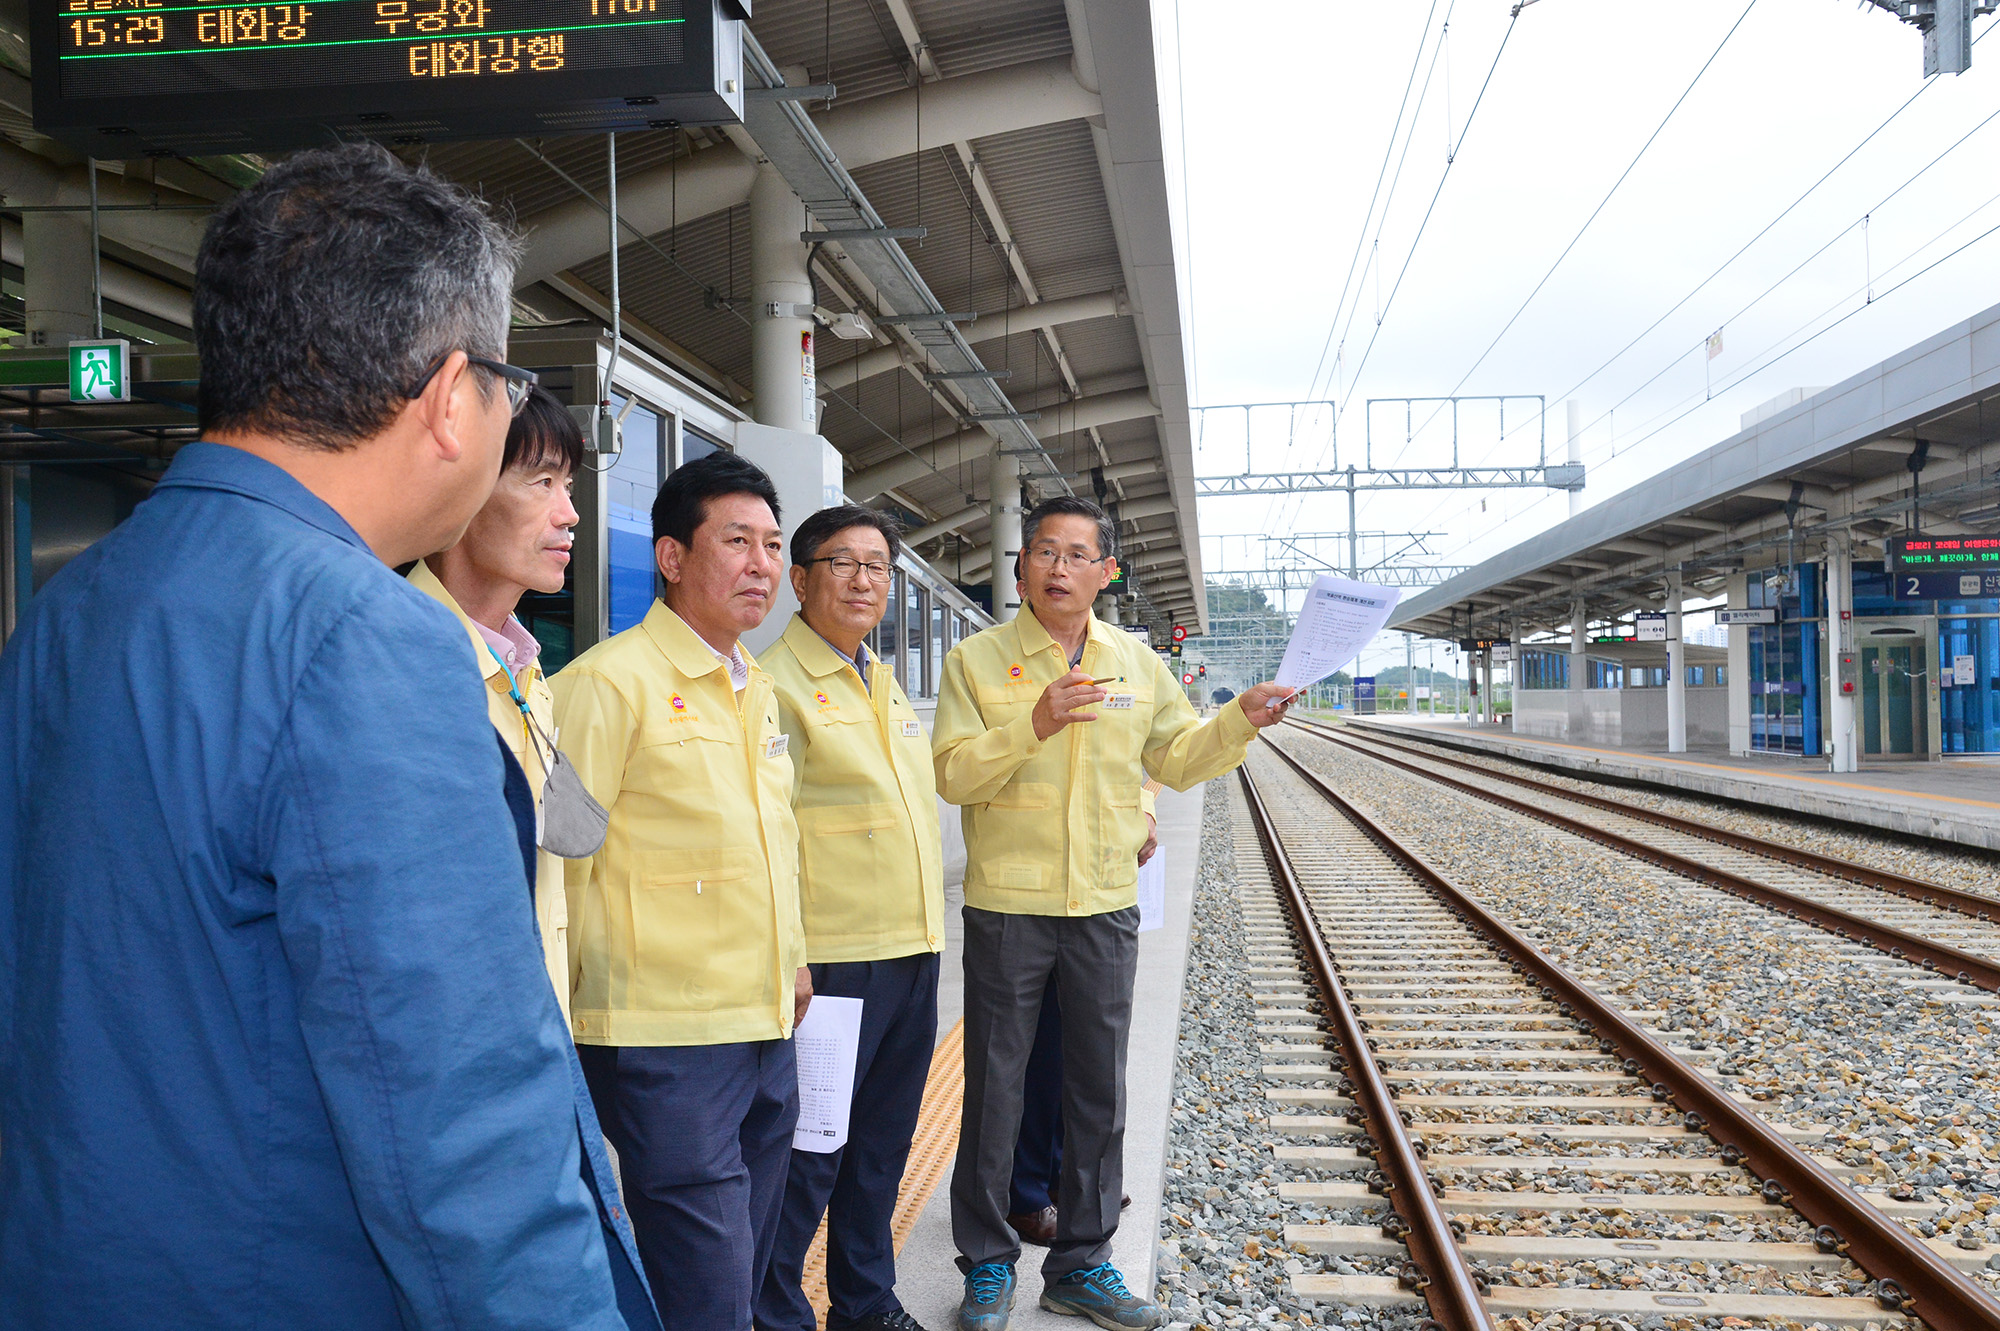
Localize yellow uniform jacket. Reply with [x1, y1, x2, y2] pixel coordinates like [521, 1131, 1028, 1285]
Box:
[932, 609, 1254, 917]
[406, 562, 570, 1022]
[762, 614, 944, 964]
[552, 601, 804, 1046]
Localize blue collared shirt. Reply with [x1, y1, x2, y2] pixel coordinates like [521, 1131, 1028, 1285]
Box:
[806, 618, 874, 692]
[0, 443, 646, 1330]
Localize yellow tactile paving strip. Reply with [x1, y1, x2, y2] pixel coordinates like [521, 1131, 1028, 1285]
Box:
[798, 1018, 965, 1324]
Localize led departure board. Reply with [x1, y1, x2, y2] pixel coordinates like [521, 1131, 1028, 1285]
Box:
[1887, 534, 2000, 573]
[32, 0, 745, 154]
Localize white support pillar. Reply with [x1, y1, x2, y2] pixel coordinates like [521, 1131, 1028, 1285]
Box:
[1568, 597, 1587, 742]
[989, 464, 1023, 622]
[1726, 571, 1751, 755]
[748, 163, 816, 431]
[1480, 651, 1493, 724]
[24, 214, 96, 346]
[1825, 535, 1857, 772]
[1665, 571, 1687, 754]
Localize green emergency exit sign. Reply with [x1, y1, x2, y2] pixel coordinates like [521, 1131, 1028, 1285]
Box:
[68, 340, 129, 403]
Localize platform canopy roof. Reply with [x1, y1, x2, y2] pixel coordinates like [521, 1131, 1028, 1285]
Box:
[1391, 301, 2000, 643]
[0, 0, 1208, 630]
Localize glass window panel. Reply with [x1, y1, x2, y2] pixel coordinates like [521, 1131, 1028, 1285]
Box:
[929, 602, 946, 698]
[606, 394, 667, 635]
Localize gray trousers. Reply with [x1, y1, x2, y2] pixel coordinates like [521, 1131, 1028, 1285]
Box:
[952, 904, 1139, 1281]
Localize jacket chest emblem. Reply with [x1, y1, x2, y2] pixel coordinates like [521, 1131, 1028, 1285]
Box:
[668, 693, 700, 722]
[813, 689, 835, 711]
[1007, 663, 1025, 680]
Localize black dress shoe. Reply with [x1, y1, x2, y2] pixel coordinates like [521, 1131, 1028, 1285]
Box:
[832, 1309, 933, 1331]
[1007, 1204, 1058, 1245]
[1120, 1194, 1131, 1210]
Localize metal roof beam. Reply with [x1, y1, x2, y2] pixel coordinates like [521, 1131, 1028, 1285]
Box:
[736, 30, 1069, 492]
[514, 56, 1102, 288]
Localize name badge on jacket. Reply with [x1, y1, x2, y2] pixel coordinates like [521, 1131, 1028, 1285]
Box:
[1104, 694, 1136, 711]
[901, 719, 922, 738]
[766, 734, 790, 758]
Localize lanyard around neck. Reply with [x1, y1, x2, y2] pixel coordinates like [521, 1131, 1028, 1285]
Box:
[484, 642, 557, 770]
[485, 643, 532, 717]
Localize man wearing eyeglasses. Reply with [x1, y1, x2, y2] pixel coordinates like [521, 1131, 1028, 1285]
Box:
[755, 503, 944, 1331]
[0, 145, 646, 1329]
[933, 497, 1294, 1331]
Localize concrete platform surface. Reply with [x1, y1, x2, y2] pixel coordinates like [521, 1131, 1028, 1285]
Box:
[1342, 714, 2000, 852]
[890, 782, 1205, 1328]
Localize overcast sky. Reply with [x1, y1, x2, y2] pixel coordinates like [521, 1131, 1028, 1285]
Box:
[1170, 0, 2000, 680]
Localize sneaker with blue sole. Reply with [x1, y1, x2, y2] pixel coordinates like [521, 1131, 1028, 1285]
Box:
[1039, 1262, 1164, 1330]
[956, 1261, 1017, 1331]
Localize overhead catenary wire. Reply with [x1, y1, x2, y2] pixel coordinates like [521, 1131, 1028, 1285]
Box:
[1530, 19, 1991, 422]
[1409, 23, 1998, 546]
[1408, 0, 1759, 453]
[1330, 5, 1524, 429]
[1437, 194, 2000, 554]
[1299, 0, 1442, 408]
[1269, 1, 1454, 545]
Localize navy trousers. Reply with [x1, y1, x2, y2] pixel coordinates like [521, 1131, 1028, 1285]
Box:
[756, 953, 940, 1331]
[579, 1039, 799, 1331]
[1008, 973, 1064, 1215]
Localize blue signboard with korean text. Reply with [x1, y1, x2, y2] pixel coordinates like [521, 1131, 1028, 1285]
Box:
[1891, 569, 2000, 601]
[1354, 675, 1376, 716]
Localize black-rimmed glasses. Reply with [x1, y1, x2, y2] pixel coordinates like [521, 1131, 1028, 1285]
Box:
[807, 555, 895, 584]
[407, 353, 539, 417]
[1024, 547, 1111, 572]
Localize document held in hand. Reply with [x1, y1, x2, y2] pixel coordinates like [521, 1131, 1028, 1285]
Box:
[1137, 850, 1166, 933]
[792, 995, 864, 1153]
[1274, 575, 1401, 695]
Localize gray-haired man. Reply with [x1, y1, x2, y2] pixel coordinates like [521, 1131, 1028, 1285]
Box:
[0, 145, 655, 1330]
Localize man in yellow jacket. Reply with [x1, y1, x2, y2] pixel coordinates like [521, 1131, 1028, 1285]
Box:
[755, 503, 944, 1331]
[408, 385, 582, 1019]
[553, 452, 810, 1331]
[933, 497, 1293, 1331]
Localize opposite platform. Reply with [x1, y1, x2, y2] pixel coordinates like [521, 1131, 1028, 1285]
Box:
[1348, 714, 2000, 851]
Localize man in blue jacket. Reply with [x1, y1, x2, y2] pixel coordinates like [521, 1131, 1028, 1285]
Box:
[0, 145, 656, 1330]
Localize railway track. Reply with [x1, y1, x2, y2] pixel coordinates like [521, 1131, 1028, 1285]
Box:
[1235, 740, 2000, 1329]
[1280, 718, 2000, 997]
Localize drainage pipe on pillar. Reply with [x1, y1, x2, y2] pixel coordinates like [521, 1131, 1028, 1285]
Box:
[1665, 570, 1687, 754]
[1569, 598, 1588, 742]
[989, 463, 1023, 623]
[1565, 399, 1583, 519]
[1825, 534, 1857, 773]
[749, 163, 816, 431]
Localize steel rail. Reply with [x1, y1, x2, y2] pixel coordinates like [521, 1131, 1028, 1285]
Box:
[1320, 719, 2000, 923]
[1257, 735, 2000, 1330]
[1281, 722, 2000, 993]
[1236, 764, 1494, 1331]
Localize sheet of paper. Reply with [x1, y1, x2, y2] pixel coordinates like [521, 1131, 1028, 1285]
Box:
[1957, 654, 1977, 686]
[792, 995, 864, 1154]
[1137, 850, 1166, 933]
[1274, 575, 1401, 692]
